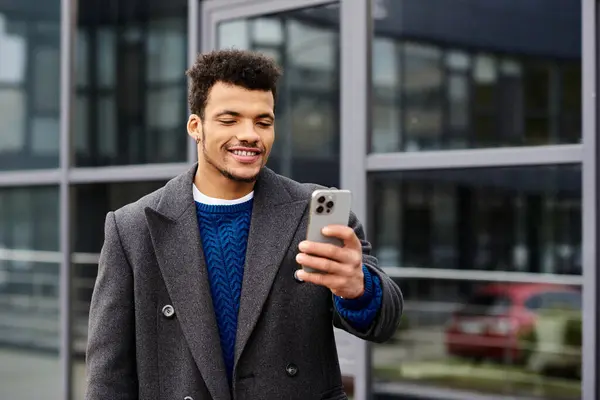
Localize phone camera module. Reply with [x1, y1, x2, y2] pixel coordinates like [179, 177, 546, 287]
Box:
[316, 205, 324, 214]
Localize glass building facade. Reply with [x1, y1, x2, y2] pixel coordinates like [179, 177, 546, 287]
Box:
[0, 0, 596, 399]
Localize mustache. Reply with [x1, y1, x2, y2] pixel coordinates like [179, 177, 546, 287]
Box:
[226, 142, 264, 151]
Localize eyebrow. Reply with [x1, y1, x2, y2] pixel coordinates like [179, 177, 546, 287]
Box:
[215, 110, 241, 118]
[215, 110, 274, 120]
[257, 113, 275, 120]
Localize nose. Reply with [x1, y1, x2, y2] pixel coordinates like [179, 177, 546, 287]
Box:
[235, 120, 261, 143]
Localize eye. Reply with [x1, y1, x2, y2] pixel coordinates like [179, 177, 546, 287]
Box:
[257, 122, 273, 127]
[219, 120, 236, 125]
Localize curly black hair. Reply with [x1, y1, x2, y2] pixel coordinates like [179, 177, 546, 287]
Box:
[185, 49, 283, 119]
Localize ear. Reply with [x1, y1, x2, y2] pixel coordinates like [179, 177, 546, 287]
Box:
[186, 114, 202, 139]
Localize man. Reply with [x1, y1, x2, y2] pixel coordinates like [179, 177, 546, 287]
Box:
[85, 49, 403, 400]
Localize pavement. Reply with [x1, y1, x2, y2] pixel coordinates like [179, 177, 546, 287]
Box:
[0, 348, 86, 400]
[0, 348, 62, 400]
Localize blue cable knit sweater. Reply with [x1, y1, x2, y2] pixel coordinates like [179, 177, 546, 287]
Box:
[196, 200, 253, 384]
[195, 198, 382, 384]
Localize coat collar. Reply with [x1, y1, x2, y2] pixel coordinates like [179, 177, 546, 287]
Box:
[151, 163, 294, 222]
[144, 163, 308, 395]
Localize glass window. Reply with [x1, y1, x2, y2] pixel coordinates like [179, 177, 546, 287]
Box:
[370, 165, 582, 275]
[538, 291, 582, 311]
[70, 181, 168, 399]
[525, 294, 543, 311]
[370, 0, 582, 152]
[401, 42, 444, 152]
[0, 3, 61, 170]
[372, 277, 581, 400]
[74, 1, 188, 166]
[216, 4, 340, 188]
[458, 293, 512, 317]
[0, 186, 60, 398]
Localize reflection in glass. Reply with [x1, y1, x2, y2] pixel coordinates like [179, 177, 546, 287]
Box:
[370, 0, 582, 152]
[0, 3, 61, 170]
[370, 166, 582, 275]
[217, 4, 340, 187]
[372, 277, 581, 400]
[0, 186, 60, 398]
[402, 43, 443, 152]
[74, 1, 188, 166]
[70, 181, 168, 399]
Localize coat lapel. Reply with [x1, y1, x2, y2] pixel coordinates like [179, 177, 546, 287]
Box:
[234, 168, 309, 371]
[144, 164, 230, 400]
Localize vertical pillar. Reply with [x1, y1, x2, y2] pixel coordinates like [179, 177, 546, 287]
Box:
[582, 0, 597, 399]
[187, 0, 200, 164]
[341, 0, 372, 399]
[59, 0, 77, 398]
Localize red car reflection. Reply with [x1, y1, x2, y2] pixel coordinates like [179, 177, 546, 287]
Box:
[444, 283, 581, 363]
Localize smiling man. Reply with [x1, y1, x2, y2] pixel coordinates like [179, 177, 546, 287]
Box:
[85, 49, 403, 400]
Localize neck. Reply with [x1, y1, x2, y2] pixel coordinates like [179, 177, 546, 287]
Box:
[195, 161, 256, 200]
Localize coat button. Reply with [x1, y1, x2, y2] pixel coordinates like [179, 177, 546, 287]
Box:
[162, 305, 175, 318]
[285, 363, 299, 377]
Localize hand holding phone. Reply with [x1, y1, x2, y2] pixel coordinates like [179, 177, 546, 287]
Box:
[301, 189, 352, 273]
[295, 189, 366, 299]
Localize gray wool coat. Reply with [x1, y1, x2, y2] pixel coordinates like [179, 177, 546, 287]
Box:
[85, 163, 403, 400]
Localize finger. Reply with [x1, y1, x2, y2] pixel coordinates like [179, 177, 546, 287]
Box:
[295, 269, 345, 289]
[321, 225, 361, 249]
[298, 240, 349, 263]
[295, 252, 348, 275]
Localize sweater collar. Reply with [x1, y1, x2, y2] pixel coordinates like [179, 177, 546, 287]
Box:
[192, 183, 254, 206]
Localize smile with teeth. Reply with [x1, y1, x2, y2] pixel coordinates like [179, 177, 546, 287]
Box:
[231, 150, 259, 156]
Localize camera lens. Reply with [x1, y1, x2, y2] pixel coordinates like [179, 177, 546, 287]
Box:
[318, 196, 326, 203]
[316, 206, 324, 213]
[326, 201, 334, 208]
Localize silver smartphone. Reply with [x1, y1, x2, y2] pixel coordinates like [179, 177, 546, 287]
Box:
[301, 188, 352, 274]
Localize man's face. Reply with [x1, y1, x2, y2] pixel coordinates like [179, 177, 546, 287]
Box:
[190, 82, 275, 183]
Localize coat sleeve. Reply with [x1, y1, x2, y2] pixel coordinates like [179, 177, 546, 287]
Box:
[85, 211, 138, 399]
[332, 211, 404, 343]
